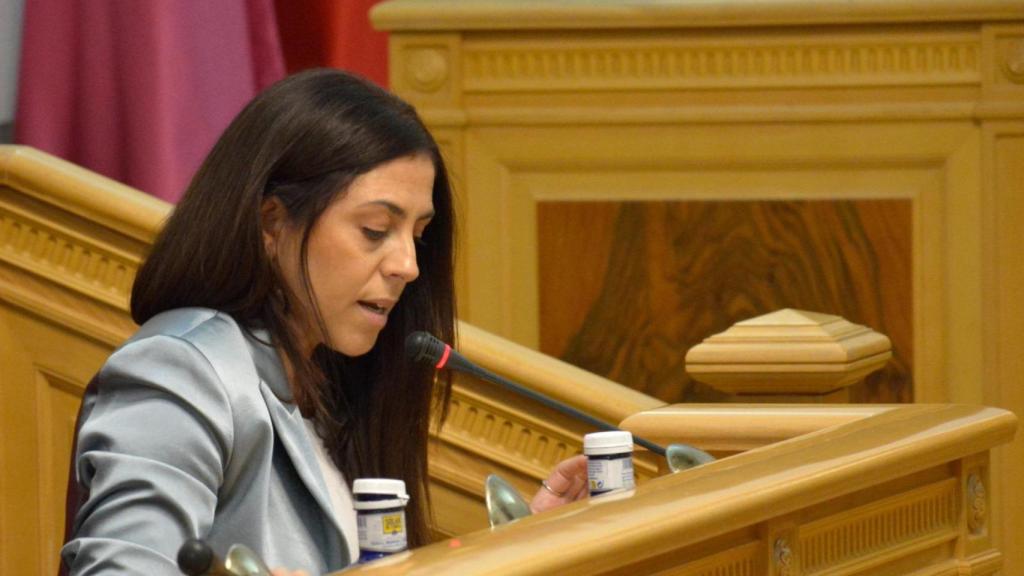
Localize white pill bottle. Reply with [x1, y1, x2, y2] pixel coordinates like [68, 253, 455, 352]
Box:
[584, 431, 635, 496]
[353, 478, 409, 563]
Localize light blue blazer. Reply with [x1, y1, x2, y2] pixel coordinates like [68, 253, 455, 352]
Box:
[61, 308, 351, 575]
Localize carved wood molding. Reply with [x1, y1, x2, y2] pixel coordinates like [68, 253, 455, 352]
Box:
[372, 0, 1024, 32]
[434, 383, 660, 483]
[799, 478, 958, 574]
[674, 540, 759, 576]
[960, 549, 1004, 575]
[0, 198, 138, 311]
[427, 445, 488, 497]
[437, 386, 576, 479]
[0, 261, 135, 347]
[463, 35, 981, 92]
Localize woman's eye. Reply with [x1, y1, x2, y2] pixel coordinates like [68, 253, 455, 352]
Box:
[362, 228, 387, 241]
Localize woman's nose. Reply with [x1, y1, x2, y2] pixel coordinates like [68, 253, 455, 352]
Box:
[384, 236, 420, 283]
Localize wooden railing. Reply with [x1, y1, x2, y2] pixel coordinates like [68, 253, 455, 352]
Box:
[432, 323, 666, 536]
[347, 404, 1017, 575]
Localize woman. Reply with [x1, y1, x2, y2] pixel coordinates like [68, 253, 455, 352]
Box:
[60, 69, 587, 575]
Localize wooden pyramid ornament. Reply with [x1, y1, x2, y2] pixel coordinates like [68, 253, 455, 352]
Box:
[685, 309, 892, 396]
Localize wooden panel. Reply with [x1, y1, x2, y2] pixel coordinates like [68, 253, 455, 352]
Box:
[0, 304, 105, 576]
[0, 306, 39, 576]
[985, 123, 1024, 576]
[38, 372, 85, 576]
[539, 200, 912, 403]
[537, 203, 619, 364]
[379, 2, 1024, 571]
[460, 121, 954, 397]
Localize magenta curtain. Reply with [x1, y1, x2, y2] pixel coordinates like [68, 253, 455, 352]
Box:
[15, 1, 286, 202]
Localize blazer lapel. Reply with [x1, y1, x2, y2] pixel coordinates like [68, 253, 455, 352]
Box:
[243, 328, 350, 559]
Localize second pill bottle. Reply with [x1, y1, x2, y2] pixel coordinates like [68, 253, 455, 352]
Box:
[584, 431, 635, 496]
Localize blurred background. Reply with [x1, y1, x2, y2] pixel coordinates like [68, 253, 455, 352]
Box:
[0, 0, 387, 201]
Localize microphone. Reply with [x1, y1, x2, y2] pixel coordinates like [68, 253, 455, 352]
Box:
[177, 538, 271, 576]
[405, 331, 668, 456]
[178, 539, 231, 576]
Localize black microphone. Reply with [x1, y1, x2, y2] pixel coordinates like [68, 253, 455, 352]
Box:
[178, 539, 231, 576]
[177, 539, 271, 576]
[405, 331, 668, 456]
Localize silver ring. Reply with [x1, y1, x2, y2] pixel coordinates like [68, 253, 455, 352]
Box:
[541, 480, 567, 498]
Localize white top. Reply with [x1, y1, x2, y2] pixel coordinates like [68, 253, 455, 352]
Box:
[303, 419, 361, 562]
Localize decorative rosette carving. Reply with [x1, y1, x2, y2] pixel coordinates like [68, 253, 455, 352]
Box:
[968, 474, 987, 534]
[774, 538, 794, 576]
[1003, 39, 1024, 83]
[404, 48, 449, 93]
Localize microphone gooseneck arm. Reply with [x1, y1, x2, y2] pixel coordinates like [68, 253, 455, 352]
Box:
[405, 331, 668, 457]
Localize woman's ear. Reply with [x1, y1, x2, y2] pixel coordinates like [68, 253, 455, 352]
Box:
[260, 197, 287, 257]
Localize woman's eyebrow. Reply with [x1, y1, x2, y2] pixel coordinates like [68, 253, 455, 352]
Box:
[360, 200, 435, 221]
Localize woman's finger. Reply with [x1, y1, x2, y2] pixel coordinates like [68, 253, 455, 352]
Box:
[547, 454, 587, 494]
[530, 454, 589, 513]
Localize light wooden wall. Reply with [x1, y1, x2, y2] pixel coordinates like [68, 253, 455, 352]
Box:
[0, 146, 162, 576]
[372, 0, 1024, 572]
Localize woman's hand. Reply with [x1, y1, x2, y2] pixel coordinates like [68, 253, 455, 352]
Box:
[529, 454, 588, 514]
[271, 570, 310, 576]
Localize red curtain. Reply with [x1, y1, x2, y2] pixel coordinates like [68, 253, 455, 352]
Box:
[15, 1, 388, 202]
[275, 0, 389, 87]
[15, 0, 286, 203]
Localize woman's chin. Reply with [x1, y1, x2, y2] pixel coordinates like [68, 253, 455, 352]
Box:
[329, 334, 379, 357]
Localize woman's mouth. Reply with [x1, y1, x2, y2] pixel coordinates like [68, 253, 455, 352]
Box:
[357, 301, 390, 328]
[359, 301, 389, 315]
[358, 297, 393, 315]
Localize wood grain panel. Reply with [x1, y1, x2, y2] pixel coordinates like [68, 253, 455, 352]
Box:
[538, 200, 912, 404]
[537, 203, 620, 359]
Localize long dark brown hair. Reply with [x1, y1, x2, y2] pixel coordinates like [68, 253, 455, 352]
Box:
[131, 69, 456, 548]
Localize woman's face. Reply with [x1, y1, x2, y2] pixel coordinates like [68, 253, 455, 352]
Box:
[265, 154, 436, 356]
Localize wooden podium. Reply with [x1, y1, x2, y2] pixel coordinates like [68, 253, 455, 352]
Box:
[0, 145, 1018, 575]
[341, 404, 1015, 576]
[373, 1, 1024, 572]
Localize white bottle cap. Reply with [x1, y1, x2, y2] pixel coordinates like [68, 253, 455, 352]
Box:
[353, 478, 408, 498]
[583, 431, 634, 456]
[353, 478, 410, 510]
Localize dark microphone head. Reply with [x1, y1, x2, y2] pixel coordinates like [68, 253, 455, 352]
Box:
[405, 331, 447, 366]
[177, 538, 215, 575]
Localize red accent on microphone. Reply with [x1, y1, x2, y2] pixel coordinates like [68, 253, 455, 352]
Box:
[436, 344, 452, 370]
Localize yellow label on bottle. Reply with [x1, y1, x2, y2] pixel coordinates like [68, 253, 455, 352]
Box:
[383, 513, 404, 535]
